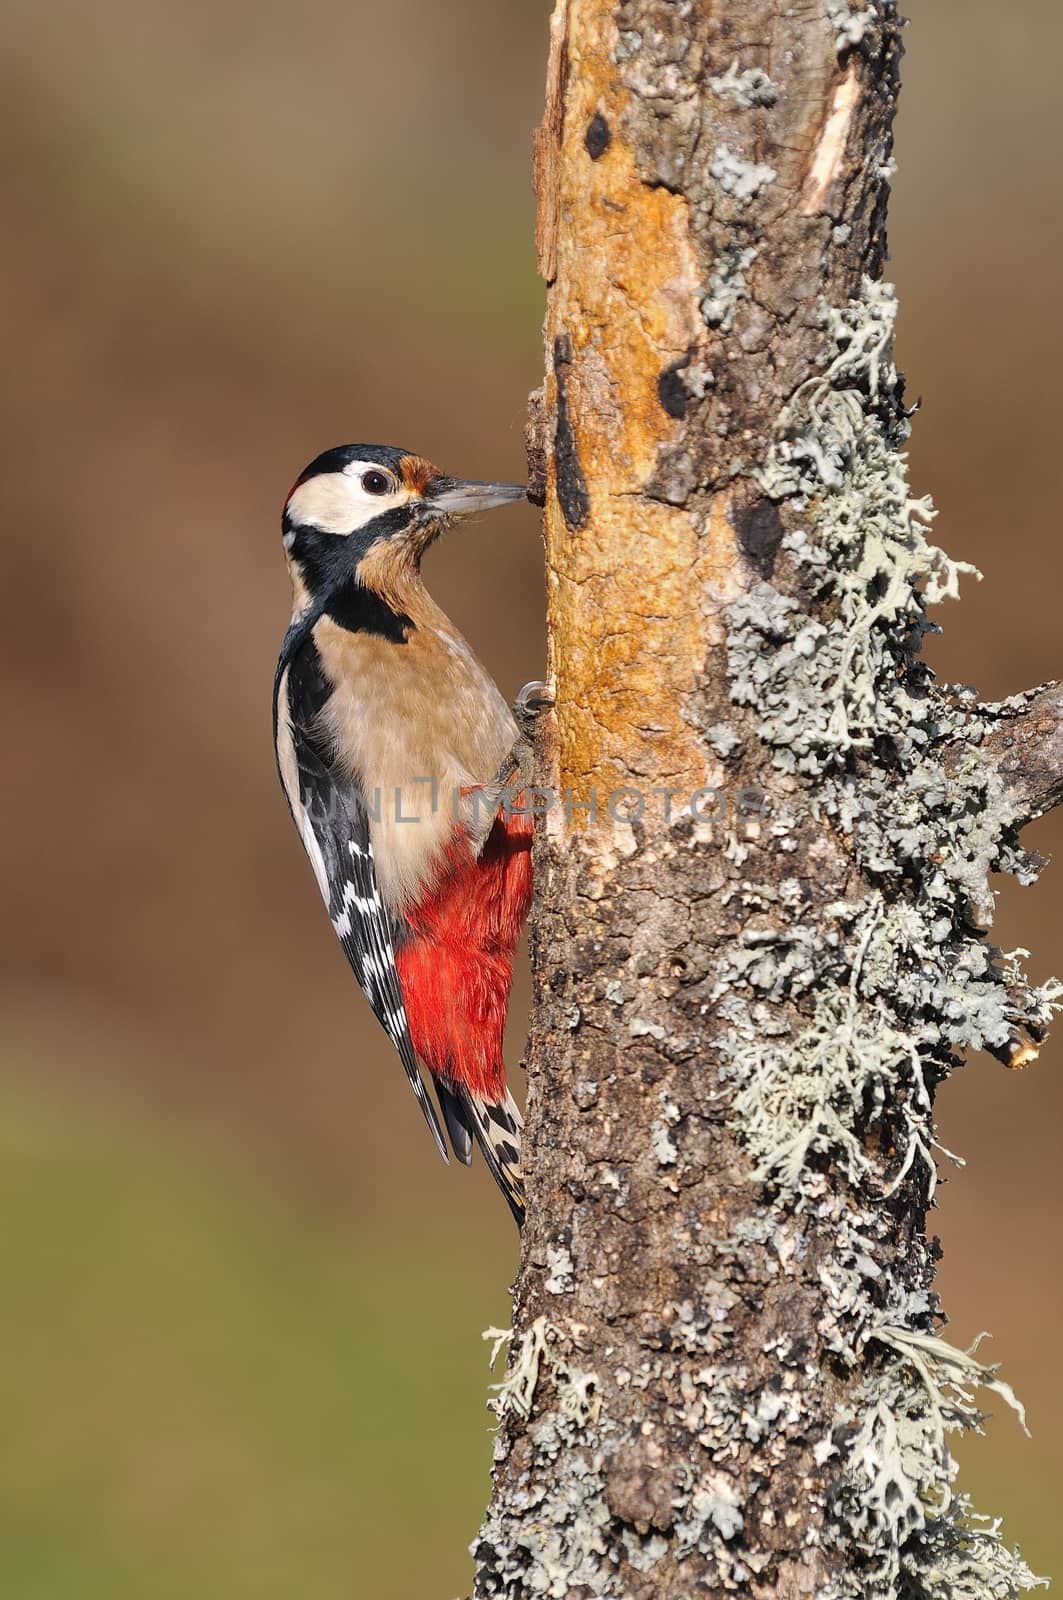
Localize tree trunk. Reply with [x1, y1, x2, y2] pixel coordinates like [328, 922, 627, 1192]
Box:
[473, 3, 1058, 1596]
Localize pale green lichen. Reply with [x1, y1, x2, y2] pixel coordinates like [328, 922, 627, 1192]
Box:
[701, 244, 757, 331]
[485, 1319, 602, 1431]
[629, 1016, 667, 1040]
[720, 276, 1054, 1597]
[706, 721, 743, 759]
[733, 283, 977, 772]
[478, 1320, 611, 1596]
[475, 235, 1050, 1600]
[614, 28, 642, 62]
[674, 1474, 745, 1548]
[829, 1324, 1042, 1599]
[710, 144, 777, 203]
[726, 910, 938, 1196]
[709, 60, 778, 108]
[651, 1113, 679, 1167]
[545, 1245, 576, 1296]
[827, 0, 876, 48]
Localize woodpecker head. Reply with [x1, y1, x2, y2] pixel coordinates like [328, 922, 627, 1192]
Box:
[282, 443, 526, 612]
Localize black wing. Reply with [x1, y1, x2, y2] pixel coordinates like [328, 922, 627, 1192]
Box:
[274, 634, 448, 1162]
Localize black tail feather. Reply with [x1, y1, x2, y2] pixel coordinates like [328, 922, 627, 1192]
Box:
[460, 1086, 525, 1227]
[434, 1078, 474, 1165]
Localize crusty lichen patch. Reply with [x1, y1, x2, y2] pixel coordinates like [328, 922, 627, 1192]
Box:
[477, 1319, 613, 1597]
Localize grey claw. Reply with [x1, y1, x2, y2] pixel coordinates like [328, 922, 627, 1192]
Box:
[510, 682, 553, 779]
[515, 680, 554, 720]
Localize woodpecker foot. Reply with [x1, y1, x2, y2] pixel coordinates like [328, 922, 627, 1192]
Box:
[509, 681, 554, 788]
[465, 684, 553, 853]
[513, 680, 554, 740]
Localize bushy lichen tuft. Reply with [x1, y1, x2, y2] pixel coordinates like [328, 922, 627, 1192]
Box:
[708, 60, 779, 108]
[710, 144, 777, 203]
[730, 282, 976, 773]
[701, 244, 758, 331]
[830, 1325, 1043, 1599]
[827, 0, 877, 48]
[477, 1320, 614, 1598]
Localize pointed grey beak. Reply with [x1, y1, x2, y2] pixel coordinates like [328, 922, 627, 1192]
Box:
[423, 476, 527, 517]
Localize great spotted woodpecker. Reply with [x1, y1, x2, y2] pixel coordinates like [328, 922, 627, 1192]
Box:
[273, 443, 548, 1224]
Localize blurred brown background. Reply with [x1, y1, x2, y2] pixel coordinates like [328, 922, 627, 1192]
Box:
[1, 1, 1060, 1593]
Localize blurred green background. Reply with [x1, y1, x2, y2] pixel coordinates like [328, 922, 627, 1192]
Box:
[1, 1, 1060, 1593]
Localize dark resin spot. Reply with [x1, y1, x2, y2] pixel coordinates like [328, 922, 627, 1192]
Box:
[736, 498, 784, 578]
[553, 336, 590, 532]
[657, 360, 690, 419]
[584, 111, 612, 160]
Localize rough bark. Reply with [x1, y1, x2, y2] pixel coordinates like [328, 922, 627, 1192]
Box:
[472, 4, 1057, 1597]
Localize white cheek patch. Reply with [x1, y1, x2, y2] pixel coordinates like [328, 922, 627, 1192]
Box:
[286, 470, 410, 533]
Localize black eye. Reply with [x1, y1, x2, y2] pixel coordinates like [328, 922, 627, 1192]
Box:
[361, 469, 392, 496]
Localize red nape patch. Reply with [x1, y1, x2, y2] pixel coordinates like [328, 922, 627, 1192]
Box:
[395, 806, 534, 1101]
[284, 467, 313, 505]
